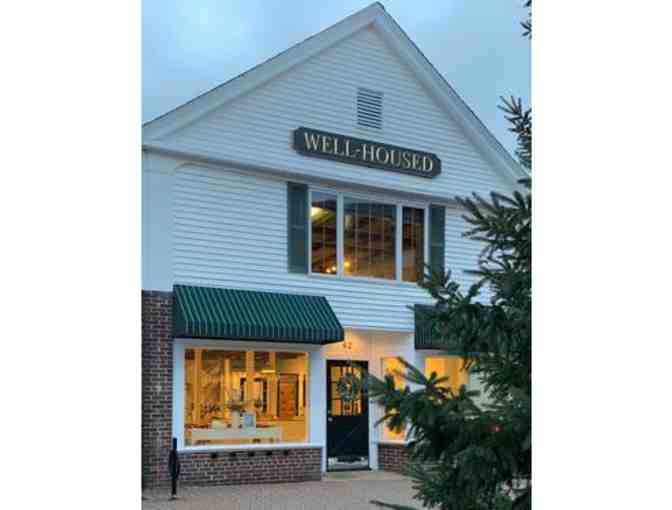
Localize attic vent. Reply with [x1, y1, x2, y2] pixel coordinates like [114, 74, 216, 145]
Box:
[357, 87, 383, 129]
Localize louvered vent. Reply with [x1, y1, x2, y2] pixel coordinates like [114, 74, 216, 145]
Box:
[357, 87, 383, 129]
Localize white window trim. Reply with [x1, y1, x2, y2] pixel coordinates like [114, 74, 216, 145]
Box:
[173, 338, 318, 451]
[308, 187, 429, 284]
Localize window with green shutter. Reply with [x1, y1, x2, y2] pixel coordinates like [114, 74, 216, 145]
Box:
[291, 184, 440, 283]
[287, 182, 309, 273]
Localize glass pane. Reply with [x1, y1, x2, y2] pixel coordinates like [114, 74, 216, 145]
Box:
[185, 349, 308, 446]
[424, 357, 469, 391]
[331, 399, 342, 416]
[402, 207, 425, 282]
[311, 192, 338, 274]
[381, 357, 407, 440]
[344, 197, 396, 279]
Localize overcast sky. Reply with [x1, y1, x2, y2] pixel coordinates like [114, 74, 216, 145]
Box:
[142, 0, 530, 157]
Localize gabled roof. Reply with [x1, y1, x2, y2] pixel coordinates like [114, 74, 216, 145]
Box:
[143, 2, 527, 183]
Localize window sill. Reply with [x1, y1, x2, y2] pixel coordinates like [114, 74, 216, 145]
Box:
[179, 442, 324, 453]
[307, 272, 422, 288]
[375, 439, 411, 446]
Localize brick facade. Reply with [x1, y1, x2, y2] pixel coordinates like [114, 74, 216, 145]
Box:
[178, 447, 322, 486]
[377, 443, 412, 474]
[142, 290, 174, 489]
[141, 289, 324, 488]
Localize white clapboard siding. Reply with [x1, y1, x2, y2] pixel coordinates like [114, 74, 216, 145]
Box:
[162, 26, 515, 201]
[173, 164, 484, 331]
[445, 208, 485, 292]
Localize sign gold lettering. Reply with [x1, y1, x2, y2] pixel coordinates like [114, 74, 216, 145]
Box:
[333, 137, 345, 157]
[375, 146, 389, 164]
[293, 127, 441, 178]
[321, 136, 333, 154]
[303, 132, 321, 151]
[389, 149, 401, 167]
[411, 153, 421, 171]
[361, 144, 375, 162]
[401, 151, 412, 169]
[422, 156, 433, 173]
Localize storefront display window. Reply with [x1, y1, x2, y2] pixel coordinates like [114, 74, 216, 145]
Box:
[184, 349, 309, 446]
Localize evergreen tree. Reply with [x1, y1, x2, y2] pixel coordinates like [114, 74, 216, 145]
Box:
[368, 5, 531, 509]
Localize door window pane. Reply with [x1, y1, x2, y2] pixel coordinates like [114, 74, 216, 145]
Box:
[185, 349, 309, 446]
[402, 207, 425, 282]
[344, 197, 396, 279]
[329, 365, 363, 416]
[311, 192, 338, 274]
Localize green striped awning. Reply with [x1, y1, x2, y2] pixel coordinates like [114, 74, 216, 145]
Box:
[173, 285, 344, 345]
[414, 304, 461, 352]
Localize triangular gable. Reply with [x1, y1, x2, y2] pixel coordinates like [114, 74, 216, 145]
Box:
[143, 2, 527, 192]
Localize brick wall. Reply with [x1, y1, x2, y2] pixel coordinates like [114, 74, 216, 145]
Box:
[178, 447, 322, 486]
[378, 443, 412, 474]
[141, 289, 324, 488]
[142, 290, 173, 489]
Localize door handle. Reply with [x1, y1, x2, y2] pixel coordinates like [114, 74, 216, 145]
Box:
[327, 417, 333, 422]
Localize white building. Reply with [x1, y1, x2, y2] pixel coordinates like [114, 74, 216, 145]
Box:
[141, 2, 526, 488]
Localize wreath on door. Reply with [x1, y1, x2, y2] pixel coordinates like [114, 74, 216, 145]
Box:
[336, 370, 366, 403]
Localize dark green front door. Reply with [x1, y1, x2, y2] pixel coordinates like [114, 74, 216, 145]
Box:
[326, 360, 369, 470]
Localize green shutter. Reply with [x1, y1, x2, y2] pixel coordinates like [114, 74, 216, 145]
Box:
[287, 182, 309, 273]
[429, 205, 445, 275]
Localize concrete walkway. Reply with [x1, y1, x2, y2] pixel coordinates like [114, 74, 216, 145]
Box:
[142, 471, 418, 510]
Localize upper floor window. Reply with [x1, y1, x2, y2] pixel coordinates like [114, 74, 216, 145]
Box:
[309, 190, 427, 283]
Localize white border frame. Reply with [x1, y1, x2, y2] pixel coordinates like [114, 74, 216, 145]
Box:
[173, 338, 323, 453]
